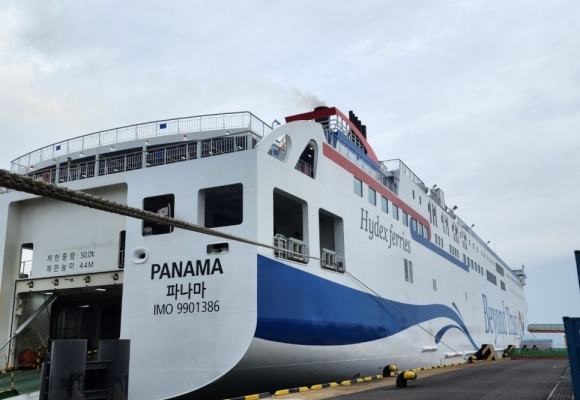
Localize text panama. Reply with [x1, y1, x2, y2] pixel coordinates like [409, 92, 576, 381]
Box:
[151, 258, 224, 279]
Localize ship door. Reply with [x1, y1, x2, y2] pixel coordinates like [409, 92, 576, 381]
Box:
[49, 286, 122, 351]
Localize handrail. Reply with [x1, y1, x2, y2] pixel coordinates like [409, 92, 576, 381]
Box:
[452, 213, 515, 279]
[1, 131, 257, 190]
[381, 159, 424, 186]
[381, 159, 516, 279]
[11, 111, 272, 173]
[324, 130, 398, 195]
[295, 159, 314, 178]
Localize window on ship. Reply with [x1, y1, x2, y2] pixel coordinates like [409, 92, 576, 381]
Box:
[142, 194, 175, 236]
[392, 204, 399, 220]
[273, 189, 309, 263]
[19, 243, 33, 278]
[119, 231, 126, 269]
[319, 209, 345, 273]
[404, 259, 413, 283]
[295, 141, 317, 178]
[381, 196, 388, 213]
[354, 177, 363, 197]
[200, 184, 243, 228]
[368, 187, 376, 206]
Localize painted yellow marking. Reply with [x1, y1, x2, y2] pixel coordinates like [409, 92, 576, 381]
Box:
[274, 389, 290, 396]
[403, 371, 417, 380]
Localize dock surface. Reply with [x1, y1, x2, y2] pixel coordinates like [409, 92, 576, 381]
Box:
[275, 359, 570, 400]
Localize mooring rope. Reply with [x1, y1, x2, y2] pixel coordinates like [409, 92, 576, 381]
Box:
[0, 169, 303, 258]
[0, 169, 469, 361]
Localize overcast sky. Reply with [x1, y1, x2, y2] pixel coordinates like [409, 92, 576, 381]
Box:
[1, 1, 579, 326]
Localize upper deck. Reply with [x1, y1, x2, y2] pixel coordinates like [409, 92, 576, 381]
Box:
[9, 111, 272, 173]
[1, 107, 521, 285]
[1, 112, 270, 196]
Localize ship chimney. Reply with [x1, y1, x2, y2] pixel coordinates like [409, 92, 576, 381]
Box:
[314, 106, 329, 130]
[348, 111, 367, 139]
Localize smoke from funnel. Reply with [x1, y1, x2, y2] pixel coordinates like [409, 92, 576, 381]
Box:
[293, 89, 326, 110]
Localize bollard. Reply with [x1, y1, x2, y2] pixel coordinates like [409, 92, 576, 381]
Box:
[98, 339, 131, 400]
[383, 364, 398, 376]
[48, 339, 87, 400]
[396, 370, 417, 388]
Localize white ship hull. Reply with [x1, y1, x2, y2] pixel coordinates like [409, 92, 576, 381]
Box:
[0, 108, 527, 399]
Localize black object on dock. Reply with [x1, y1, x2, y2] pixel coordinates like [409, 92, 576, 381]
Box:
[39, 339, 130, 400]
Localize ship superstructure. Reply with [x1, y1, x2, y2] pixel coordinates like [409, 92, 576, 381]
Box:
[0, 107, 527, 399]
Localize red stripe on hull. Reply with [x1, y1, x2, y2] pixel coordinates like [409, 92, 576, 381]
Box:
[322, 143, 431, 239]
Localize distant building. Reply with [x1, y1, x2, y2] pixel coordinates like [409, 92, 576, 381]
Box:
[520, 339, 553, 349]
[524, 324, 565, 348]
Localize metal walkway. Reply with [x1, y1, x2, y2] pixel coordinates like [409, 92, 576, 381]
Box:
[549, 367, 574, 400]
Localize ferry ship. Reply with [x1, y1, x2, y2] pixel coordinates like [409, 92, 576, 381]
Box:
[0, 107, 528, 399]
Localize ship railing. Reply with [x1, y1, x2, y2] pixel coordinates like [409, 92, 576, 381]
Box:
[273, 234, 287, 259]
[10, 112, 272, 173]
[61, 162, 96, 181]
[268, 134, 287, 161]
[29, 168, 57, 183]
[381, 159, 425, 187]
[382, 159, 515, 278]
[455, 216, 514, 278]
[147, 143, 196, 167]
[0, 132, 254, 193]
[295, 159, 314, 178]
[321, 115, 366, 153]
[324, 130, 398, 195]
[287, 237, 309, 263]
[99, 154, 141, 176]
[320, 248, 345, 273]
[268, 144, 286, 161]
[200, 135, 249, 157]
[273, 234, 309, 264]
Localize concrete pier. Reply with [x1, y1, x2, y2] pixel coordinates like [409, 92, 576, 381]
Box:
[262, 359, 570, 400]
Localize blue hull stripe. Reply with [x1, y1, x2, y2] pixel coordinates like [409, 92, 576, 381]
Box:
[256, 255, 477, 349]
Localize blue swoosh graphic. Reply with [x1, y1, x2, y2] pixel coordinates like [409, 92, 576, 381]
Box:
[452, 302, 464, 320]
[435, 324, 477, 349]
[256, 255, 478, 349]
